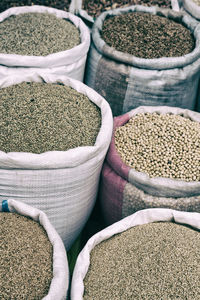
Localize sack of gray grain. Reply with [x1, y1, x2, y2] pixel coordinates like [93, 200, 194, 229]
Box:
[99, 106, 200, 225]
[0, 198, 69, 300]
[0, 72, 113, 249]
[0, 5, 90, 81]
[84, 5, 200, 116]
[71, 208, 200, 300]
[69, 0, 180, 26]
[182, 0, 200, 20]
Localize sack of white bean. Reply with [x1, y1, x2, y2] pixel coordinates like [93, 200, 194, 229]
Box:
[99, 106, 200, 225]
[0, 5, 90, 82]
[0, 199, 69, 300]
[71, 208, 200, 300]
[84, 5, 200, 116]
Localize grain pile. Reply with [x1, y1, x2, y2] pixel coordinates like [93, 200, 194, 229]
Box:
[0, 82, 101, 153]
[0, 0, 71, 13]
[82, 0, 172, 18]
[83, 222, 200, 299]
[0, 212, 53, 300]
[0, 13, 80, 56]
[115, 112, 200, 181]
[101, 12, 195, 58]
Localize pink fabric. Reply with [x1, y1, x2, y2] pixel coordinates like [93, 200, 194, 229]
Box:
[100, 161, 127, 225]
[106, 113, 130, 180]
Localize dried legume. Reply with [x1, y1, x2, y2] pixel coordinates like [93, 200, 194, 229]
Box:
[0, 82, 101, 153]
[84, 222, 200, 300]
[0, 212, 53, 300]
[101, 12, 195, 58]
[0, 0, 71, 13]
[115, 113, 200, 181]
[83, 0, 172, 18]
[0, 13, 80, 56]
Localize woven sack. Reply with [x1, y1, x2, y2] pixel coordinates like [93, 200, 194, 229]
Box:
[0, 198, 69, 300]
[69, 0, 180, 26]
[182, 0, 200, 20]
[71, 208, 200, 299]
[0, 73, 113, 249]
[0, 5, 90, 82]
[84, 5, 200, 116]
[99, 106, 200, 225]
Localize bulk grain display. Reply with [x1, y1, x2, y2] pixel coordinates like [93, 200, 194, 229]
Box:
[84, 6, 200, 116]
[71, 208, 200, 299]
[0, 5, 90, 81]
[99, 106, 200, 225]
[69, 0, 180, 25]
[0, 73, 113, 249]
[0, 0, 72, 13]
[0, 199, 69, 300]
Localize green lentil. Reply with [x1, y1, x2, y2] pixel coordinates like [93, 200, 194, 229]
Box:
[84, 222, 200, 300]
[0, 13, 80, 56]
[115, 112, 200, 181]
[0, 0, 71, 13]
[101, 12, 195, 59]
[0, 212, 53, 300]
[0, 82, 101, 153]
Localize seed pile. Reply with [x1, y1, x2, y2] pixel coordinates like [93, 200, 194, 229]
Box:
[101, 12, 195, 58]
[0, 82, 101, 153]
[83, 0, 171, 18]
[0, 0, 71, 13]
[83, 222, 200, 300]
[115, 112, 200, 181]
[0, 212, 53, 300]
[0, 13, 80, 56]
[191, 0, 200, 5]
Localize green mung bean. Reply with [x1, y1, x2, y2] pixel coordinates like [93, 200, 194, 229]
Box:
[84, 222, 200, 300]
[101, 12, 195, 59]
[0, 13, 80, 56]
[0, 212, 53, 300]
[115, 112, 200, 181]
[0, 82, 101, 153]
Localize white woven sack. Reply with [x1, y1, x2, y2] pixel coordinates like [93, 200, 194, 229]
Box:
[0, 198, 69, 300]
[71, 208, 200, 300]
[69, 0, 180, 26]
[126, 106, 200, 198]
[0, 5, 90, 81]
[0, 73, 113, 249]
[182, 0, 200, 20]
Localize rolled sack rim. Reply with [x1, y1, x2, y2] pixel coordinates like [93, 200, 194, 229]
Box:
[92, 5, 200, 70]
[0, 5, 91, 68]
[107, 106, 200, 198]
[182, 0, 200, 20]
[0, 72, 113, 169]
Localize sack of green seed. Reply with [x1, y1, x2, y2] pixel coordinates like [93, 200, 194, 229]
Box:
[69, 0, 180, 26]
[99, 106, 200, 225]
[182, 0, 200, 20]
[0, 5, 90, 81]
[84, 5, 200, 116]
[71, 208, 200, 299]
[0, 198, 69, 300]
[0, 72, 113, 249]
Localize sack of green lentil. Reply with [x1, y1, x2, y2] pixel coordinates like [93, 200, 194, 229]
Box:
[182, 0, 200, 20]
[0, 198, 69, 300]
[99, 106, 200, 225]
[71, 208, 200, 299]
[69, 0, 180, 26]
[0, 72, 113, 249]
[84, 5, 200, 116]
[0, 5, 90, 82]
